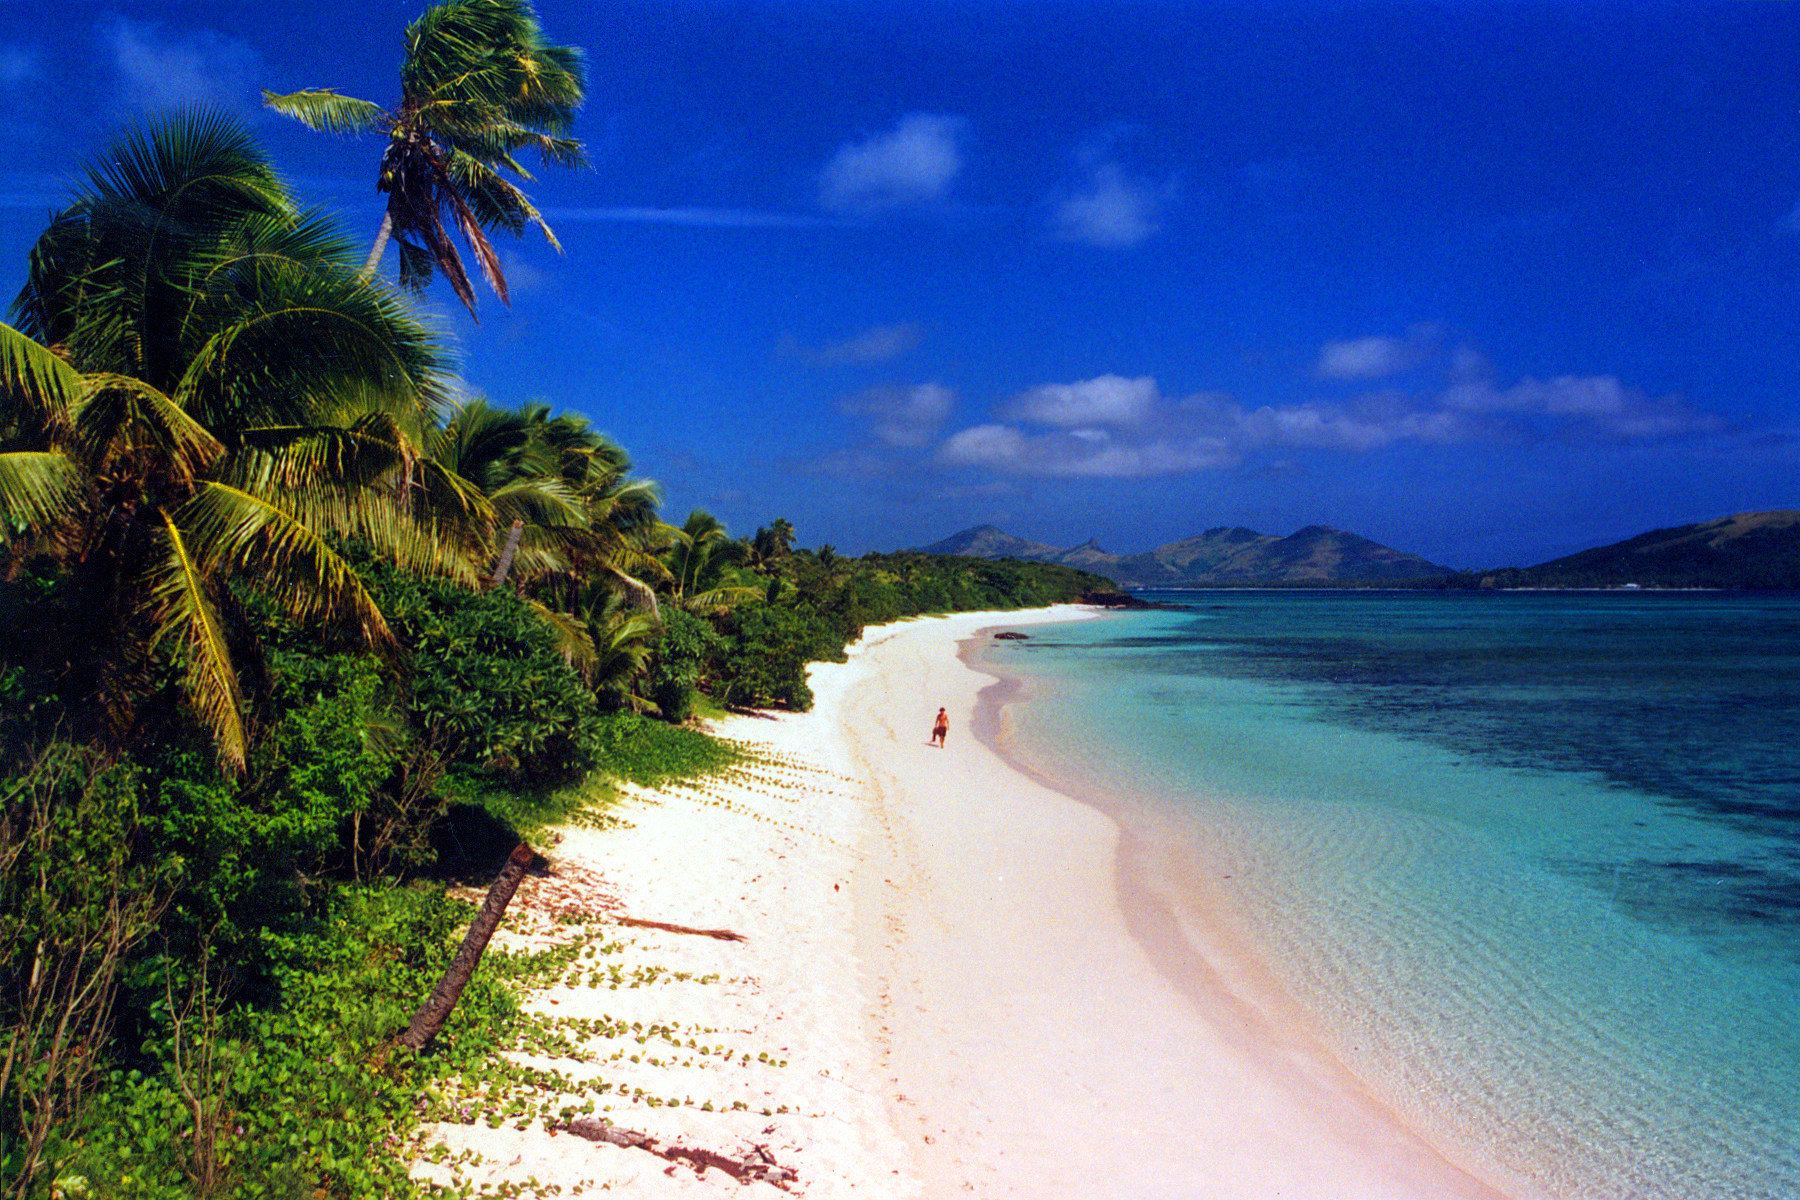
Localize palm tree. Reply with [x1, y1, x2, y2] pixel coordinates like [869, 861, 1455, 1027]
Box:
[1, 112, 469, 770]
[584, 591, 662, 713]
[263, 0, 585, 318]
[430, 400, 667, 599]
[749, 518, 796, 567]
[664, 510, 760, 616]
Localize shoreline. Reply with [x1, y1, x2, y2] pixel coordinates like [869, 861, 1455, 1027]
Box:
[411, 605, 1518, 1197]
[958, 625, 1515, 1200]
[845, 609, 1509, 1199]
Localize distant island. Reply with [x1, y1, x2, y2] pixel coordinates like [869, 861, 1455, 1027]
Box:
[915, 509, 1800, 590]
[1447, 510, 1800, 591]
[915, 523, 1451, 586]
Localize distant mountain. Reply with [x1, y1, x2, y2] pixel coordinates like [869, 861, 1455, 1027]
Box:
[917, 524, 1064, 560]
[1479, 510, 1800, 589]
[912, 523, 1451, 585]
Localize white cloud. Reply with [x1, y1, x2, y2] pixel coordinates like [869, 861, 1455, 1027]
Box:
[1440, 373, 1719, 438]
[820, 114, 965, 213]
[933, 357, 1718, 480]
[1238, 401, 1472, 452]
[940, 421, 1235, 478]
[1316, 335, 1412, 380]
[818, 322, 924, 364]
[941, 423, 1024, 467]
[1049, 163, 1168, 247]
[103, 19, 259, 113]
[1008, 374, 1158, 427]
[840, 382, 955, 447]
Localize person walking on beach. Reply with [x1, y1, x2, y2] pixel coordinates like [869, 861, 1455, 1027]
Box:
[931, 707, 949, 747]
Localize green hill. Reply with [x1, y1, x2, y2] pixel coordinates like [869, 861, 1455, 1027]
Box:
[1465, 511, 1800, 589]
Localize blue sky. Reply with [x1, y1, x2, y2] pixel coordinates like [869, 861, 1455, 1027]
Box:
[4, 0, 1799, 568]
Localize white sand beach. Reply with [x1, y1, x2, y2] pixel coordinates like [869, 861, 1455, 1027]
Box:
[411, 606, 1515, 1198]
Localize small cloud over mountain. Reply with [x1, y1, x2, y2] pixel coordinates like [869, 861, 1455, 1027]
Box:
[840, 381, 955, 447]
[820, 113, 966, 213]
[1049, 163, 1171, 247]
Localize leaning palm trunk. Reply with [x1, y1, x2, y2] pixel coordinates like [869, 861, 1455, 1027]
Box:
[363, 210, 395, 277]
[490, 517, 526, 587]
[399, 841, 534, 1052]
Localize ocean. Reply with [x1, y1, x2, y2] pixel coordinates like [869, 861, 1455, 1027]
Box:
[976, 591, 1800, 1200]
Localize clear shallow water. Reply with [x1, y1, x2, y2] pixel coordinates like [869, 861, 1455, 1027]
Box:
[978, 591, 1800, 1200]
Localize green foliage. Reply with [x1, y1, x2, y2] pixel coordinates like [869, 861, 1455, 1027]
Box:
[0, 747, 173, 1194]
[371, 564, 606, 795]
[642, 608, 724, 722]
[701, 549, 1110, 711]
[71, 885, 518, 1198]
[592, 711, 740, 788]
[718, 605, 841, 711]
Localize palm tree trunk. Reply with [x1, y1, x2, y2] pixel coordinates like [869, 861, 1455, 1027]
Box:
[399, 841, 534, 1052]
[490, 518, 526, 587]
[363, 210, 394, 278]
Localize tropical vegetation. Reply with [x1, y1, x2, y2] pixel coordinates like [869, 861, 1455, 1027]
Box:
[0, 12, 1113, 1193]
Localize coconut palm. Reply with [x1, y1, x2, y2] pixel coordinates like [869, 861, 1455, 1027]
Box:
[1, 112, 469, 770]
[430, 400, 667, 597]
[664, 510, 760, 616]
[263, 0, 585, 318]
[584, 591, 662, 712]
[747, 517, 796, 570]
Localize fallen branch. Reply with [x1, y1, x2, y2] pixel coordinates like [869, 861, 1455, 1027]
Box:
[555, 1117, 798, 1189]
[615, 916, 745, 942]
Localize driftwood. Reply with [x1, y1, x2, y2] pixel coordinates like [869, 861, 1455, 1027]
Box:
[555, 1117, 798, 1189]
[615, 916, 746, 942]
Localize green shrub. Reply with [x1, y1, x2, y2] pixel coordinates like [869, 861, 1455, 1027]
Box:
[594, 711, 739, 787]
[643, 609, 724, 723]
[718, 606, 841, 710]
[361, 565, 607, 804]
[73, 884, 516, 1199]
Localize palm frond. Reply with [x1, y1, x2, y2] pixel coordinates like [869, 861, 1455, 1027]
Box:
[589, 597, 659, 709]
[486, 475, 587, 527]
[260, 89, 387, 136]
[174, 255, 452, 430]
[228, 414, 418, 494]
[80, 109, 290, 225]
[146, 511, 247, 771]
[523, 597, 596, 676]
[0, 322, 83, 444]
[601, 563, 661, 617]
[0, 451, 86, 533]
[72, 374, 222, 488]
[438, 175, 508, 306]
[178, 481, 398, 648]
[677, 582, 762, 617]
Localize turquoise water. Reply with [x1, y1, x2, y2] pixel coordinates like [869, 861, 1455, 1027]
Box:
[978, 592, 1800, 1200]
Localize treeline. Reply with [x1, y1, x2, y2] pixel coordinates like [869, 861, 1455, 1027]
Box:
[0, 85, 1106, 1200]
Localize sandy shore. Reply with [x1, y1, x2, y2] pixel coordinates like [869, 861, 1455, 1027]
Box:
[411, 606, 1512, 1198]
